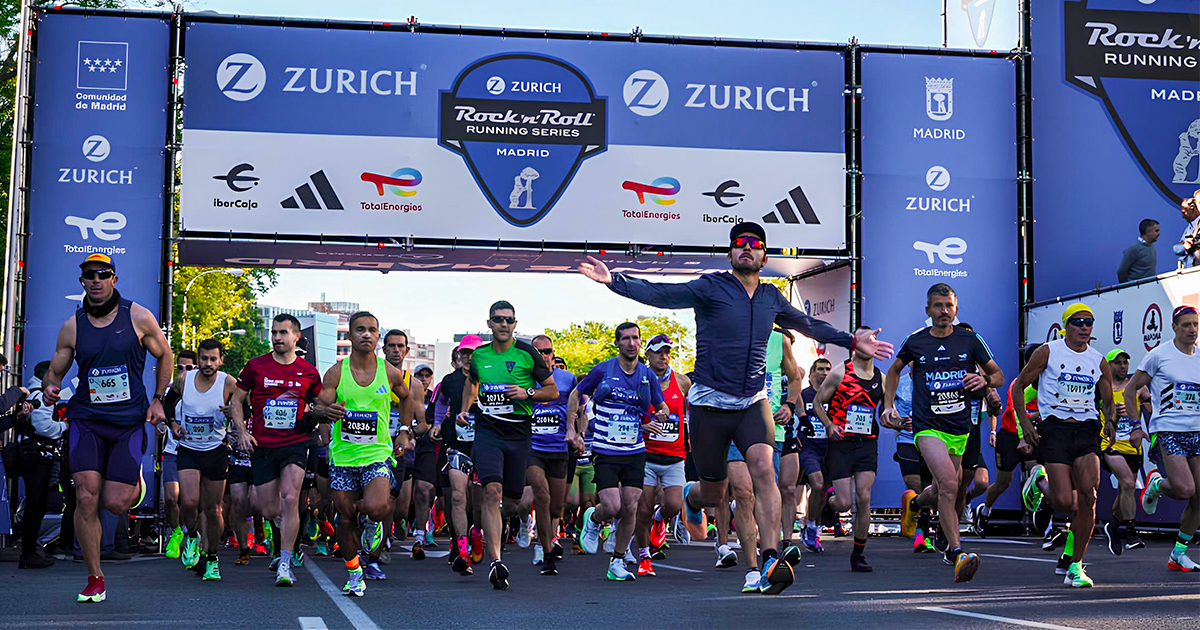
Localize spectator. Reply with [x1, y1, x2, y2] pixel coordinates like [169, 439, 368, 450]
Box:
[1174, 193, 1200, 269]
[15, 361, 67, 568]
[1117, 218, 1160, 283]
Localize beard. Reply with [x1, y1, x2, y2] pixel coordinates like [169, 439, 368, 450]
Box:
[731, 255, 764, 273]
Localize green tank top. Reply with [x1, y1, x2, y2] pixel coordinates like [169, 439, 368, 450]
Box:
[471, 342, 538, 422]
[331, 356, 392, 467]
[765, 330, 785, 442]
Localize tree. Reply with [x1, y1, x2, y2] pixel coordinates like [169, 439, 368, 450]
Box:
[544, 314, 694, 376]
[171, 265, 277, 376]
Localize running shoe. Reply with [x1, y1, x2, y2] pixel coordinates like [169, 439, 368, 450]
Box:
[716, 544, 738, 568]
[900, 489, 919, 538]
[1125, 531, 1146, 551]
[1141, 470, 1162, 515]
[1043, 528, 1067, 552]
[851, 554, 873, 573]
[452, 537, 471, 575]
[540, 558, 558, 576]
[305, 514, 319, 541]
[360, 515, 384, 555]
[650, 517, 668, 549]
[548, 539, 564, 561]
[651, 546, 668, 560]
[235, 551, 250, 566]
[470, 526, 485, 564]
[425, 529, 437, 548]
[759, 551, 793, 595]
[489, 560, 510, 590]
[973, 506, 990, 538]
[1064, 561, 1093, 587]
[1103, 521, 1123, 556]
[253, 543, 268, 557]
[191, 554, 207, 577]
[637, 557, 656, 576]
[202, 557, 221, 581]
[682, 482, 703, 526]
[1055, 553, 1071, 575]
[781, 544, 802, 568]
[275, 564, 295, 587]
[181, 533, 201, 569]
[933, 527, 948, 553]
[452, 554, 472, 575]
[580, 507, 601, 555]
[742, 569, 761, 593]
[411, 540, 425, 560]
[269, 555, 280, 571]
[516, 516, 532, 549]
[77, 576, 106, 603]
[607, 557, 635, 581]
[343, 568, 366, 597]
[532, 544, 544, 566]
[803, 524, 824, 553]
[364, 559, 387, 581]
[672, 514, 691, 546]
[263, 521, 275, 557]
[316, 541, 330, 557]
[1022, 465, 1047, 513]
[953, 551, 981, 583]
[706, 523, 717, 540]
[913, 531, 936, 554]
[1033, 504, 1055, 538]
[165, 527, 184, 559]
[293, 549, 305, 568]
[623, 548, 637, 565]
[1169, 553, 1200, 572]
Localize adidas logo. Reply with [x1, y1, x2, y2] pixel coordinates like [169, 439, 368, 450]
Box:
[762, 185, 819, 225]
[281, 170, 343, 210]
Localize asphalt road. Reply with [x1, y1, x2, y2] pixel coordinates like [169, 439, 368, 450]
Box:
[1, 533, 1197, 629]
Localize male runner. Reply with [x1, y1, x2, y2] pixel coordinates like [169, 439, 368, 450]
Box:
[432, 337, 485, 575]
[1100, 348, 1150, 554]
[635, 334, 691, 577]
[885, 283, 1002, 583]
[1128, 305, 1200, 572]
[1012, 303, 1115, 587]
[164, 338, 239, 580]
[797, 359, 833, 553]
[365, 329, 417, 580]
[42, 253, 173, 603]
[573, 322, 668, 581]
[974, 349, 1042, 537]
[524, 334, 578, 575]
[458, 301, 558, 589]
[318, 311, 410, 597]
[580, 221, 892, 594]
[231, 313, 322, 587]
[814, 327, 895, 572]
[409, 353, 440, 559]
[164, 350, 197, 560]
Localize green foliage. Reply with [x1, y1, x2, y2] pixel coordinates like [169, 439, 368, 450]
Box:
[171, 265, 277, 376]
[544, 314, 694, 376]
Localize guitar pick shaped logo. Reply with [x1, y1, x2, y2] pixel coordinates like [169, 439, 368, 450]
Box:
[1063, 0, 1200, 205]
[440, 53, 607, 227]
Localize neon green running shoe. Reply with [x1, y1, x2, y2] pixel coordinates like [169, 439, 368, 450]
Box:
[263, 520, 275, 556]
[203, 557, 221, 581]
[165, 527, 184, 559]
[1021, 465, 1046, 513]
[181, 534, 201, 569]
[1064, 561, 1093, 588]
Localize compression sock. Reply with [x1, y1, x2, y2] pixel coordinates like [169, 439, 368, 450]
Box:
[1064, 531, 1075, 561]
[1173, 531, 1194, 559]
[852, 537, 867, 558]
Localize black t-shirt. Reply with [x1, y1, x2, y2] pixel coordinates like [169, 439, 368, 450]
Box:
[896, 327, 994, 436]
[436, 370, 468, 452]
[798, 385, 828, 444]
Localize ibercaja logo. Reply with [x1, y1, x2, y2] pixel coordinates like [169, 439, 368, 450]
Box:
[439, 53, 607, 227]
[1063, 0, 1200, 205]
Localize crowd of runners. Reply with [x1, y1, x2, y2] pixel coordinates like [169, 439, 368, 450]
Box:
[23, 219, 1200, 603]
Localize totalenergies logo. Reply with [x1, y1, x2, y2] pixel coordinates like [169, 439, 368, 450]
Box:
[622, 177, 680, 205]
[361, 168, 422, 197]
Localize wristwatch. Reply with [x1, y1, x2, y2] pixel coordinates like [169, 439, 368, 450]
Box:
[526, 387, 537, 398]
[153, 393, 166, 403]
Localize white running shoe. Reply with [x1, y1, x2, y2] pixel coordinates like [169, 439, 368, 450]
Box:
[607, 557, 635, 581]
[532, 544, 544, 566]
[580, 507, 601, 555]
[516, 516, 531, 549]
[741, 570, 761, 593]
[716, 544, 738, 568]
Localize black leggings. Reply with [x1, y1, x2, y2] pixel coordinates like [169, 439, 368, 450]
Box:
[689, 400, 773, 483]
[18, 461, 54, 558]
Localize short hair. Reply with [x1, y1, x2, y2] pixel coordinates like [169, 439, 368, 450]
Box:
[177, 349, 198, 364]
[531, 334, 552, 346]
[197, 338, 224, 356]
[34, 360, 50, 380]
[0, 352, 6, 367]
[615, 322, 640, 342]
[383, 329, 408, 346]
[450, 348, 461, 363]
[926, 283, 956, 305]
[1138, 218, 1159, 235]
[955, 322, 973, 332]
[489, 300, 515, 317]
[348, 311, 378, 329]
[810, 358, 832, 372]
[273, 313, 301, 333]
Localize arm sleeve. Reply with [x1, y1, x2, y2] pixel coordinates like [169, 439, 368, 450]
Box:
[0, 386, 24, 414]
[608, 273, 706, 309]
[1117, 247, 1133, 283]
[434, 389, 450, 425]
[526, 343, 553, 384]
[577, 367, 603, 397]
[774, 297, 854, 349]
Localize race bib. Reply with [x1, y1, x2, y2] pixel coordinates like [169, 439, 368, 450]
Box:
[389, 410, 403, 438]
[608, 414, 640, 445]
[87, 365, 131, 404]
[183, 415, 217, 442]
[262, 398, 299, 430]
[1057, 373, 1096, 407]
[648, 413, 680, 443]
[480, 383, 514, 415]
[533, 408, 561, 436]
[457, 413, 476, 442]
[1114, 415, 1133, 442]
[930, 378, 965, 415]
[1174, 382, 1200, 412]
[808, 415, 828, 440]
[845, 404, 874, 435]
[341, 410, 378, 445]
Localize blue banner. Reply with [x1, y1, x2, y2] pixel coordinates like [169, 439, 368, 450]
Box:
[861, 52, 1018, 509]
[1032, 0, 1200, 299]
[24, 13, 170, 488]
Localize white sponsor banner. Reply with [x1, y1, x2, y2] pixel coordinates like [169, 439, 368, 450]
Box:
[1025, 269, 1200, 370]
[791, 264, 852, 371]
[180, 130, 846, 250]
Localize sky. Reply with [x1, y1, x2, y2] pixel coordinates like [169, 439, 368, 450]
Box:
[197, 0, 1019, 345]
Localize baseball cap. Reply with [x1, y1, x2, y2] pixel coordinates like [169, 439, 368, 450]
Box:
[1105, 348, 1130, 363]
[79, 253, 115, 271]
[729, 221, 766, 246]
[1060, 303, 1093, 326]
[415, 364, 433, 375]
[457, 334, 484, 351]
[646, 334, 673, 353]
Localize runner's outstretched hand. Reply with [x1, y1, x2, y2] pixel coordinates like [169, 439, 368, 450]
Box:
[855, 328, 894, 360]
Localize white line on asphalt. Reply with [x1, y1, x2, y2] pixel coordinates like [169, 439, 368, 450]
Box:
[304, 560, 381, 630]
[708, 594, 818, 601]
[980, 553, 1059, 564]
[298, 618, 329, 630]
[652, 562, 703, 574]
[960, 537, 1036, 545]
[845, 589, 982, 595]
[918, 606, 1086, 630]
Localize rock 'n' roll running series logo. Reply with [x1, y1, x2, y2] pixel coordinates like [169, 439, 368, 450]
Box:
[439, 54, 607, 227]
[1063, 0, 1200, 205]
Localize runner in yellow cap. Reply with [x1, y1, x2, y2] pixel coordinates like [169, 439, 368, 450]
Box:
[1099, 348, 1150, 555]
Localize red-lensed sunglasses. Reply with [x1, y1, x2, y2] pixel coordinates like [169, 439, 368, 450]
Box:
[731, 236, 765, 250]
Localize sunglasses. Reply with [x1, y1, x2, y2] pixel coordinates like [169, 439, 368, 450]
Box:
[178, 364, 196, 371]
[1067, 317, 1094, 328]
[81, 269, 115, 280]
[731, 236, 765, 250]
[490, 316, 516, 325]
[538, 348, 554, 355]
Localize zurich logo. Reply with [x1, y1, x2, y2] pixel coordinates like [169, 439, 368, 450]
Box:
[1063, 0, 1199, 204]
[624, 69, 669, 117]
[439, 53, 606, 227]
[216, 53, 266, 102]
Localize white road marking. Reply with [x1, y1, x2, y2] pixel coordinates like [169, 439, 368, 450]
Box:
[298, 618, 328, 630]
[304, 560, 381, 630]
[918, 606, 1087, 630]
[708, 594, 818, 601]
[980, 553, 1059, 564]
[652, 562, 703, 574]
[961, 537, 1036, 545]
[845, 588, 982, 595]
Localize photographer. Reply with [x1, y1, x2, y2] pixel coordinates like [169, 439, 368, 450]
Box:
[0, 353, 35, 431]
[10, 361, 67, 568]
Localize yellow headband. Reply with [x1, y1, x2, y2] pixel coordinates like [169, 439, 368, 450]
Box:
[1061, 303, 1093, 327]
